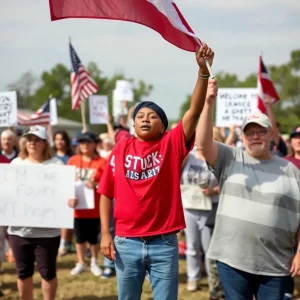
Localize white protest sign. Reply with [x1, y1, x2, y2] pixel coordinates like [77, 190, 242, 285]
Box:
[50, 98, 58, 126]
[113, 80, 134, 102]
[181, 185, 212, 211]
[75, 181, 95, 209]
[89, 95, 108, 124]
[216, 88, 258, 127]
[0, 164, 76, 228]
[0, 91, 18, 127]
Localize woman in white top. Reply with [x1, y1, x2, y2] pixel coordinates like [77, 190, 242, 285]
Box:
[8, 126, 63, 300]
[181, 148, 219, 293]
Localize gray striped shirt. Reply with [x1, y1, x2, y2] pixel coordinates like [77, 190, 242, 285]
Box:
[207, 143, 300, 276]
[8, 157, 63, 238]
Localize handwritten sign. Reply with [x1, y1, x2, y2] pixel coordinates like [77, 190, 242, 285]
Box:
[89, 95, 108, 124]
[0, 164, 76, 228]
[181, 185, 212, 211]
[216, 88, 258, 127]
[0, 91, 17, 127]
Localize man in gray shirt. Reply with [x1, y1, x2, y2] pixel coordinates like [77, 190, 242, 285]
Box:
[196, 79, 300, 300]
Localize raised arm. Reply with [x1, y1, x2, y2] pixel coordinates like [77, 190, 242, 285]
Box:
[182, 43, 214, 142]
[196, 79, 219, 167]
[264, 96, 280, 145]
[106, 114, 115, 143]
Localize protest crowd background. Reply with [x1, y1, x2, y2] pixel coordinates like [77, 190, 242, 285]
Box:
[1, 1, 300, 300]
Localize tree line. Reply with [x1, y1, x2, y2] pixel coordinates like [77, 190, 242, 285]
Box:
[7, 49, 300, 134]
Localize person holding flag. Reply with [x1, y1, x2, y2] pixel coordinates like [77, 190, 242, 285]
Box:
[98, 43, 214, 300]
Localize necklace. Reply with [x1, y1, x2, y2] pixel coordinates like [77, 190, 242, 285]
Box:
[79, 155, 94, 181]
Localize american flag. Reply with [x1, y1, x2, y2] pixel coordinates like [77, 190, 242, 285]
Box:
[17, 99, 51, 126]
[70, 42, 98, 110]
[257, 54, 279, 113]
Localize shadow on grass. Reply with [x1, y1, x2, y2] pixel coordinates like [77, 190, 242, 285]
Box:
[2, 266, 18, 275]
[57, 259, 76, 270]
[66, 296, 117, 300]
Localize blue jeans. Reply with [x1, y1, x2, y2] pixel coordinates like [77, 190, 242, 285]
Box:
[217, 261, 292, 300]
[114, 234, 178, 300]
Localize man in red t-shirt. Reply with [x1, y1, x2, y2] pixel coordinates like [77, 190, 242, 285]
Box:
[98, 43, 215, 300]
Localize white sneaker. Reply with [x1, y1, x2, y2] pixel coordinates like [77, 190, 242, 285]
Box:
[90, 263, 102, 276]
[70, 263, 86, 275]
[187, 280, 198, 292]
[101, 267, 115, 279]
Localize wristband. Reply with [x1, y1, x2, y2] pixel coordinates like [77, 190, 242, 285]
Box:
[198, 71, 210, 79]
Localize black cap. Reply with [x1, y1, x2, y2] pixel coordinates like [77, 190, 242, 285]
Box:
[290, 127, 300, 139]
[77, 132, 97, 143]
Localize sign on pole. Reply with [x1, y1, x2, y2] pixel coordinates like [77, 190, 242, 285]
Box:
[0, 164, 76, 229]
[0, 91, 18, 127]
[216, 88, 258, 127]
[89, 95, 108, 124]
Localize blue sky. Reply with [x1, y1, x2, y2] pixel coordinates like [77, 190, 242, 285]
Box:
[0, 0, 299, 119]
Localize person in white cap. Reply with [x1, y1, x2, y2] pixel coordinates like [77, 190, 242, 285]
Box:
[196, 83, 300, 300]
[8, 125, 64, 300]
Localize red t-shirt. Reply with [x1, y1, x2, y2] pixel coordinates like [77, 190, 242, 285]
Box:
[98, 121, 194, 237]
[0, 155, 10, 164]
[285, 155, 300, 170]
[67, 155, 106, 219]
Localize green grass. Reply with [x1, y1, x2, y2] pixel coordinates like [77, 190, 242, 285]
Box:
[1, 254, 209, 300]
[1, 254, 300, 299]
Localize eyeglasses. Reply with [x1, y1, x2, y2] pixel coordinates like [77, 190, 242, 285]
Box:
[243, 129, 269, 138]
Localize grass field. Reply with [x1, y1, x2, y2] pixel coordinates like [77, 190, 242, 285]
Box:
[1, 254, 300, 299]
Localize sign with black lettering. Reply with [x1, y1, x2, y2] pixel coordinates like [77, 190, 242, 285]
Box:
[0, 164, 76, 228]
[0, 91, 17, 127]
[216, 88, 258, 127]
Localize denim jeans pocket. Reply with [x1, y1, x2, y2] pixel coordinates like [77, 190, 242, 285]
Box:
[161, 234, 178, 246]
[114, 236, 126, 245]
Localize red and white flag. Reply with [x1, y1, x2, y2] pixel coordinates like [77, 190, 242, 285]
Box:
[257, 54, 279, 113]
[49, 0, 201, 52]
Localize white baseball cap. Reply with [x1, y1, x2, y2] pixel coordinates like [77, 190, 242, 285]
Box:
[241, 113, 271, 132]
[23, 126, 47, 140]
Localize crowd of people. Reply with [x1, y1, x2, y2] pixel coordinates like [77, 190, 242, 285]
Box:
[0, 43, 299, 300]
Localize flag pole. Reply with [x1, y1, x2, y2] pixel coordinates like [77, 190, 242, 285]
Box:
[205, 60, 215, 79]
[47, 94, 54, 145]
[80, 101, 87, 133]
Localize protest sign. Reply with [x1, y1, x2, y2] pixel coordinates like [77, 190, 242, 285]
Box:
[0, 91, 17, 127]
[114, 80, 134, 102]
[50, 98, 58, 125]
[89, 95, 108, 124]
[75, 181, 95, 209]
[216, 88, 258, 127]
[0, 164, 76, 228]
